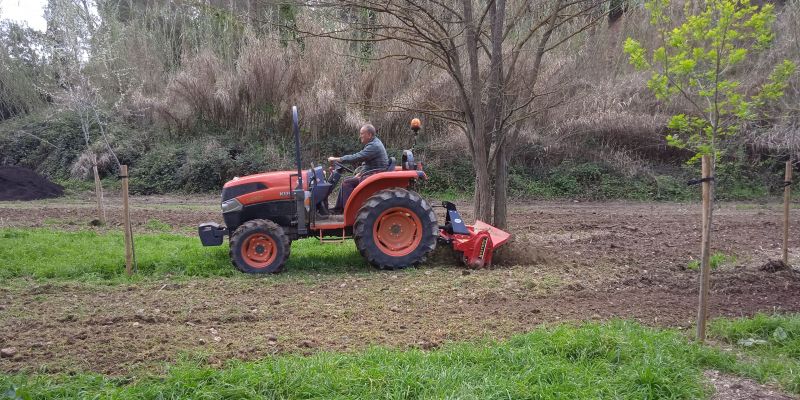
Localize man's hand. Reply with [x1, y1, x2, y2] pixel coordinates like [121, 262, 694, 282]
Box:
[328, 156, 341, 163]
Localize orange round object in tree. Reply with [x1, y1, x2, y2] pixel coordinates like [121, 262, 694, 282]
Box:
[410, 118, 421, 131]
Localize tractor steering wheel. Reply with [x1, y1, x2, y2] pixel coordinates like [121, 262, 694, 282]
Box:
[334, 161, 354, 174]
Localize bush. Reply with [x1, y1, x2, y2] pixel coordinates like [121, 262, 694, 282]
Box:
[651, 174, 694, 201]
[178, 139, 235, 192]
[0, 111, 85, 179]
[419, 153, 475, 197]
[129, 145, 185, 194]
[231, 141, 292, 176]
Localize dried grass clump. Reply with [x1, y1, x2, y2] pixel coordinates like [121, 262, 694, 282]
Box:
[70, 146, 116, 179]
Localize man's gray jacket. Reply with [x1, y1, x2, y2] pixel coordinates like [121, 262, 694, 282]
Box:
[340, 137, 389, 175]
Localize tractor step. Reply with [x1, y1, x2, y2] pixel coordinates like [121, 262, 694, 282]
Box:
[314, 214, 345, 224]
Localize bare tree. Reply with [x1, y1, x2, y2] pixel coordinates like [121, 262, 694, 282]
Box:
[46, 0, 121, 223]
[300, 0, 606, 227]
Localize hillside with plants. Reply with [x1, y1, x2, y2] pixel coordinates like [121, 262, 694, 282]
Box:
[1, 0, 798, 205]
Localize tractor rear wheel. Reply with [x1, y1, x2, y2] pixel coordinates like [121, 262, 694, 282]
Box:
[354, 188, 438, 270]
[229, 219, 290, 273]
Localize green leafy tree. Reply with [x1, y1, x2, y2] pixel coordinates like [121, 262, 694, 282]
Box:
[624, 0, 794, 165]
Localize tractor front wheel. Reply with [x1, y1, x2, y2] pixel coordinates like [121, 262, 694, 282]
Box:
[354, 188, 438, 270]
[229, 219, 290, 273]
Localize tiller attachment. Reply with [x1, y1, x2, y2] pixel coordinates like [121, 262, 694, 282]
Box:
[438, 202, 511, 268]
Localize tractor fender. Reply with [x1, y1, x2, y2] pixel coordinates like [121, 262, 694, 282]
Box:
[343, 170, 426, 225]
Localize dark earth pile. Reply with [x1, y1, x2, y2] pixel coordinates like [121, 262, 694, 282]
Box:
[760, 259, 791, 273]
[0, 165, 63, 201]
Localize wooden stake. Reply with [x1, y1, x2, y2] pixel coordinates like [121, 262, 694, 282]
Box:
[122, 165, 133, 276]
[696, 154, 713, 342]
[784, 161, 793, 266]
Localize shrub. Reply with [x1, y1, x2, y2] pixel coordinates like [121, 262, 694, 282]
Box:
[178, 139, 235, 192]
[231, 141, 293, 176]
[129, 145, 185, 194]
[0, 111, 85, 179]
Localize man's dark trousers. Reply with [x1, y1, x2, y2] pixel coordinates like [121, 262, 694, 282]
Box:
[334, 177, 360, 211]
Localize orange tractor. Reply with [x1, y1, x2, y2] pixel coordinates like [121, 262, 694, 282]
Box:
[199, 106, 510, 273]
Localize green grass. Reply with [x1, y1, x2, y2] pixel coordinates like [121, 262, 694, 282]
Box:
[0, 229, 368, 282]
[144, 218, 172, 232]
[686, 252, 737, 271]
[0, 320, 735, 399]
[709, 313, 800, 393]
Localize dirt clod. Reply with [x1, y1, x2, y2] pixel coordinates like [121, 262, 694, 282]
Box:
[1, 348, 16, 358]
[566, 283, 585, 291]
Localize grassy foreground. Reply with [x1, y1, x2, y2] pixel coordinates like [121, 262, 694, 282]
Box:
[3, 315, 799, 399]
[0, 229, 367, 281]
[1, 321, 731, 399]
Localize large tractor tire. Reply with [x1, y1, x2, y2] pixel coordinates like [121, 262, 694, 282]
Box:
[354, 188, 438, 270]
[229, 219, 290, 273]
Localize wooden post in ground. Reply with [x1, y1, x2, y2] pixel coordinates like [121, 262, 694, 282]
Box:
[122, 165, 133, 276]
[696, 154, 713, 342]
[784, 161, 793, 266]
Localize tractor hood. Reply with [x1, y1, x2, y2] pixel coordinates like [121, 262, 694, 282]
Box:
[224, 170, 296, 189]
[222, 170, 308, 205]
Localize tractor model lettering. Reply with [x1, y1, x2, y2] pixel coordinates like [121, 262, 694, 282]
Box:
[197, 107, 511, 273]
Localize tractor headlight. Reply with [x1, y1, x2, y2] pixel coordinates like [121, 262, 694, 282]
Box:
[221, 198, 243, 214]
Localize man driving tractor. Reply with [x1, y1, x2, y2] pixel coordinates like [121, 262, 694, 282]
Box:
[198, 108, 511, 273]
[327, 123, 388, 211]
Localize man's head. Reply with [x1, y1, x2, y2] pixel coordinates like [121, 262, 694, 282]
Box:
[359, 124, 376, 144]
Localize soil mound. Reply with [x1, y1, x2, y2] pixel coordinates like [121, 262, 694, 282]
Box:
[493, 237, 551, 266]
[0, 166, 64, 201]
[759, 259, 790, 273]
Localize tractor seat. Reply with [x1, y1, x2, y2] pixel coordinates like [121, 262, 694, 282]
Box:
[361, 157, 396, 177]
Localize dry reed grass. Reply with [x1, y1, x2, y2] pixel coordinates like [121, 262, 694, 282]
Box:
[73, 0, 800, 169]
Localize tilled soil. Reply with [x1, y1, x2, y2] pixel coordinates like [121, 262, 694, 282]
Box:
[705, 370, 797, 400]
[1, 195, 800, 379]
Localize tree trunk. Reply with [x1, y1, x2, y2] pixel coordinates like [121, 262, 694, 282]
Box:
[696, 155, 715, 341]
[462, 0, 492, 222]
[493, 142, 508, 229]
[471, 123, 493, 222]
[487, 0, 507, 228]
[92, 154, 106, 224]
